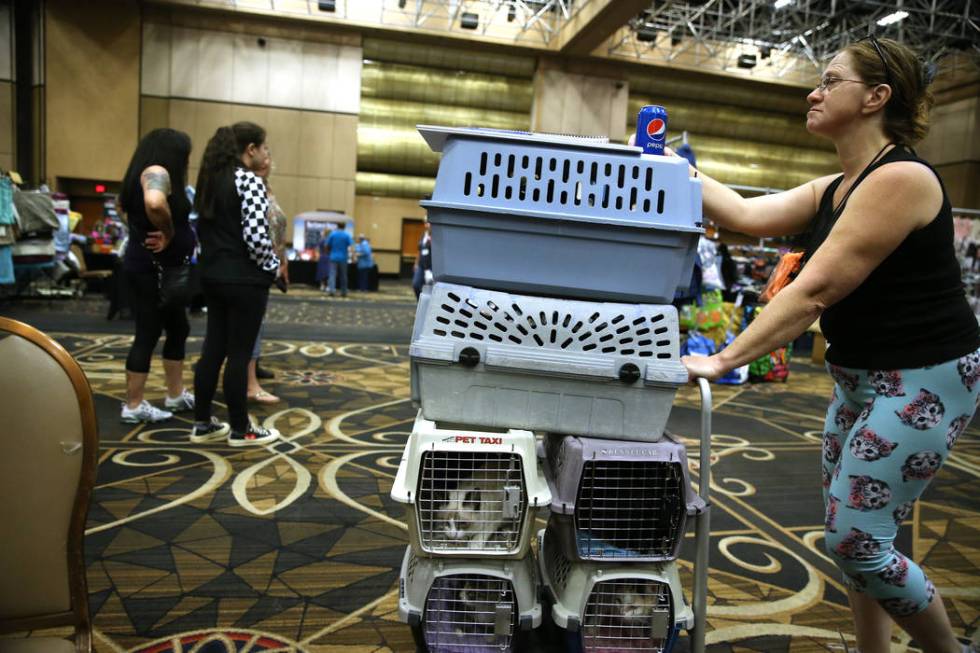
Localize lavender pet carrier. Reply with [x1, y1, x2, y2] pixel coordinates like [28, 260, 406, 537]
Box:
[411, 283, 688, 441]
[398, 546, 541, 653]
[417, 126, 703, 303]
[540, 433, 704, 562]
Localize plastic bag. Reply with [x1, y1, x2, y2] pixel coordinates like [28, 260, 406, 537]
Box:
[681, 331, 716, 357]
[748, 344, 793, 382]
[759, 251, 803, 303]
[716, 331, 749, 385]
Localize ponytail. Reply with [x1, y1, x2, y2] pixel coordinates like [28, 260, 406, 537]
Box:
[194, 122, 267, 220]
[194, 127, 238, 221]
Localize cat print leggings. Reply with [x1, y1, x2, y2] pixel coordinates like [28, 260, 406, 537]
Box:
[821, 348, 980, 618]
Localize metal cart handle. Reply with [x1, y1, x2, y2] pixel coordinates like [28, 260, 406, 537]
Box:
[691, 377, 712, 653]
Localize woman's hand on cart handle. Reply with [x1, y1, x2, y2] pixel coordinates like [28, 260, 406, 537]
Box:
[682, 354, 726, 383]
[144, 230, 171, 254]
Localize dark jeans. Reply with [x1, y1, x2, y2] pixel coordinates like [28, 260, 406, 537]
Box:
[194, 281, 269, 432]
[124, 269, 190, 373]
[357, 266, 370, 291]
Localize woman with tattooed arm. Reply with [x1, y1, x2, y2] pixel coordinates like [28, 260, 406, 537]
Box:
[118, 128, 196, 424]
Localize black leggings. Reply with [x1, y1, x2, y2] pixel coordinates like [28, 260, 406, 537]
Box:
[125, 269, 190, 373]
[193, 281, 269, 432]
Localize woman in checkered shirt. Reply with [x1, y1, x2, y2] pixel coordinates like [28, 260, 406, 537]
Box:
[189, 121, 283, 448]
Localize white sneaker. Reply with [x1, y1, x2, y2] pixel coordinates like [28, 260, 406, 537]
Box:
[190, 417, 231, 443]
[121, 401, 173, 424]
[228, 424, 281, 447]
[164, 389, 195, 412]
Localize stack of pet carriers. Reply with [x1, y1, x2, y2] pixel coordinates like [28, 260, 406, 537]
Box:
[391, 126, 705, 653]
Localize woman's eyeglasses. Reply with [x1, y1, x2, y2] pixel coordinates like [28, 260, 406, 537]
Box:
[816, 76, 870, 93]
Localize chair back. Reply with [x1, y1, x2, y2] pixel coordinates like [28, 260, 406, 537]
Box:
[0, 318, 96, 652]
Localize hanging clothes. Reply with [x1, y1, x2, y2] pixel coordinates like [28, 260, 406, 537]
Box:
[0, 176, 14, 227]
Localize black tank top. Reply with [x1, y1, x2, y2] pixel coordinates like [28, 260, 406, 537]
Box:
[808, 145, 979, 369]
[123, 191, 194, 274]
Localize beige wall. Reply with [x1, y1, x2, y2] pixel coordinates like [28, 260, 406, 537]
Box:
[531, 61, 629, 141]
[142, 96, 357, 227]
[139, 11, 361, 236]
[918, 88, 980, 209]
[44, 0, 140, 184]
[0, 81, 12, 171]
[354, 195, 425, 274]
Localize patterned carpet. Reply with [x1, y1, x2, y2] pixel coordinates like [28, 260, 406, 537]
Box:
[4, 292, 980, 652]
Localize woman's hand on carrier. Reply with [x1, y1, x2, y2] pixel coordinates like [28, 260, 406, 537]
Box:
[144, 230, 171, 253]
[681, 354, 727, 382]
[627, 133, 679, 158]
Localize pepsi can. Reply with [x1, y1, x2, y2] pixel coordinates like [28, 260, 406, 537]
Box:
[635, 105, 668, 155]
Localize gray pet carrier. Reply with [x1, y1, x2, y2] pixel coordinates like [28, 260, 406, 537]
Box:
[411, 283, 688, 441]
[398, 546, 541, 653]
[540, 433, 704, 562]
[418, 125, 703, 303]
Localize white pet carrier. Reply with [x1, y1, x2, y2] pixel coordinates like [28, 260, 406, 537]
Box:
[538, 527, 693, 653]
[391, 412, 551, 558]
[398, 546, 542, 653]
[540, 433, 704, 562]
[411, 283, 688, 441]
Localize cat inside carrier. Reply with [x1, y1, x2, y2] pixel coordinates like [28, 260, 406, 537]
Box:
[422, 573, 518, 652]
[418, 449, 526, 552]
[399, 547, 541, 653]
[538, 526, 686, 653]
[542, 434, 702, 561]
[392, 413, 551, 558]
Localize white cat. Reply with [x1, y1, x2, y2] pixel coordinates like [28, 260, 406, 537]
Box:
[435, 480, 513, 548]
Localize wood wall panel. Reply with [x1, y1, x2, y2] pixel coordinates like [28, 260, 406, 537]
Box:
[141, 22, 171, 97]
[140, 96, 171, 136]
[144, 96, 358, 222]
[354, 194, 426, 273]
[0, 81, 12, 163]
[267, 39, 304, 109]
[45, 0, 141, 183]
[0, 3, 11, 82]
[143, 22, 361, 115]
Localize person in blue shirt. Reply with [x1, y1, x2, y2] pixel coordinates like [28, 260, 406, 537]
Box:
[355, 234, 374, 291]
[325, 226, 353, 297]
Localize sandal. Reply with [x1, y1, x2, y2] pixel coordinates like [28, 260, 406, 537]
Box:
[248, 390, 281, 404]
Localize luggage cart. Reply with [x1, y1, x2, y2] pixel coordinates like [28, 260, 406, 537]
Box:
[690, 377, 712, 653]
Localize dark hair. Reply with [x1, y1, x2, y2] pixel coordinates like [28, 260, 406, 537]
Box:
[119, 128, 192, 217]
[844, 37, 934, 145]
[194, 121, 266, 220]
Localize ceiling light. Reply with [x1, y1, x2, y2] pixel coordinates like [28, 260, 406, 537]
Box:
[877, 10, 909, 26]
[737, 53, 757, 68]
[774, 0, 794, 9]
[460, 11, 479, 29]
[317, 0, 336, 11]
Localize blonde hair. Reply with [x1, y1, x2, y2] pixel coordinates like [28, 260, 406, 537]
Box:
[844, 38, 934, 145]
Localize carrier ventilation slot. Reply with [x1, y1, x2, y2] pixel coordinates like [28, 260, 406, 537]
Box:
[430, 293, 675, 360]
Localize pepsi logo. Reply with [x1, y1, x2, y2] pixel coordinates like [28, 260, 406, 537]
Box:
[646, 118, 666, 138]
